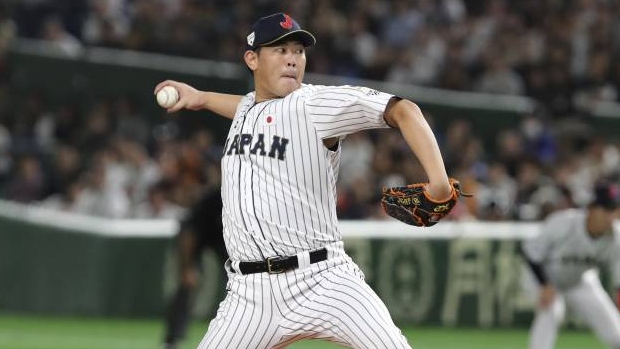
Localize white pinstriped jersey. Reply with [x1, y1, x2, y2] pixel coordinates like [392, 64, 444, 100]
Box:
[221, 84, 394, 261]
[522, 208, 620, 290]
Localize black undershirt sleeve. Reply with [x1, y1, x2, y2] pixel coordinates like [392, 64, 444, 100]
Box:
[519, 243, 549, 285]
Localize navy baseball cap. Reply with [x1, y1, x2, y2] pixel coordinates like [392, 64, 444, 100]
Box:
[592, 182, 620, 210]
[245, 13, 316, 51]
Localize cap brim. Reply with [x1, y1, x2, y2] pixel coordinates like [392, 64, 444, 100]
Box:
[260, 30, 316, 48]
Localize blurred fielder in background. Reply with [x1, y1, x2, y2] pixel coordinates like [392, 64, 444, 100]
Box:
[162, 187, 228, 349]
[521, 182, 620, 349]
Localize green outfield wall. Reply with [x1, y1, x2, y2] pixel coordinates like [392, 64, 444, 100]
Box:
[0, 216, 172, 316]
[1, 203, 613, 329]
[0, 201, 542, 327]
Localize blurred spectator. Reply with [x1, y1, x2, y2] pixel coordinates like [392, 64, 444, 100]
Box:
[474, 51, 525, 95]
[567, 137, 620, 206]
[442, 119, 473, 172]
[189, 129, 222, 165]
[519, 113, 556, 165]
[371, 132, 407, 188]
[573, 48, 617, 113]
[113, 95, 150, 145]
[78, 102, 114, 158]
[81, 0, 129, 47]
[337, 176, 376, 219]
[37, 178, 83, 213]
[437, 38, 470, 90]
[40, 16, 83, 57]
[188, 130, 222, 191]
[9, 93, 49, 155]
[339, 132, 375, 188]
[513, 159, 549, 220]
[132, 180, 185, 219]
[45, 143, 82, 197]
[0, 5, 16, 54]
[2, 154, 46, 203]
[155, 143, 204, 208]
[161, 0, 210, 57]
[385, 50, 415, 85]
[347, 11, 378, 70]
[495, 129, 525, 178]
[115, 138, 161, 205]
[52, 103, 82, 146]
[0, 124, 11, 183]
[386, 26, 446, 86]
[477, 161, 516, 220]
[72, 154, 130, 218]
[381, 0, 424, 48]
[12, 0, 56, 38]
[124, 0, 164, 52]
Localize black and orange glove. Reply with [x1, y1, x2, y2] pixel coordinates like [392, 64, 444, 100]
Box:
[381, 178, 471, 227]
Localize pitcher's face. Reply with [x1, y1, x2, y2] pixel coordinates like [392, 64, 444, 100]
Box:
[245, 40, 306, 101]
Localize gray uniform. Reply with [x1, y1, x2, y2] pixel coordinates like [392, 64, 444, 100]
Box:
[522, 208, 620, 349]
[522, 209, 620, 290]
[197, 84, 411, 348]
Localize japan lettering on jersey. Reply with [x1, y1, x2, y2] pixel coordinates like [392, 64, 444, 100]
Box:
[221, 84, 394, 261]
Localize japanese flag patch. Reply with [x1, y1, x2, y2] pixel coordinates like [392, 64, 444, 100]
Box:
[264, 114, 276, 126]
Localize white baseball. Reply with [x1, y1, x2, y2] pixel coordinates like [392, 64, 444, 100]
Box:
[156, 86, 179, 108]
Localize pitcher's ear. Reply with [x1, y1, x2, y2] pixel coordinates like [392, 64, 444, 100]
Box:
[244, 50, 258, 71]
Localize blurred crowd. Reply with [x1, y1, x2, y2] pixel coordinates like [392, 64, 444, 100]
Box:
[0, 0, 618, 222]
[7, 0, 620, 116]
[0, 93, 225, 220]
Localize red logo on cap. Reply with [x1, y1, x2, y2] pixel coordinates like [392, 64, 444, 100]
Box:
[280, 14, 293, 29]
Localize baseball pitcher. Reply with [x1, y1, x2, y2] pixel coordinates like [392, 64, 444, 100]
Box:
[155, 12, 464, 348]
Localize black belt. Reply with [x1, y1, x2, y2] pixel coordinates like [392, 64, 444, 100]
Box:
[237, 248, 328, 274]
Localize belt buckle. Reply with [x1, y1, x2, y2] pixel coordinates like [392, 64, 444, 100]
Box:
[266, 256, 286, 274]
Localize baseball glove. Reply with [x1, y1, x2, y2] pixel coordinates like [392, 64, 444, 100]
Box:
[381, 178, 471, 227]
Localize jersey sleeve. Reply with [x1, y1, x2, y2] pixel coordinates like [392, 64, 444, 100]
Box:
[521, 213, 562, 263]
[609, 228, 620, 288]
[304, 85, 394, 139]
[609, 246, 620, 288]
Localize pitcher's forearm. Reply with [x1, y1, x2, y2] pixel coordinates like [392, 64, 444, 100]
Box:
[385, 99, 450, 199]
[203, 92, 243, 119]
[155, 80, 243, 118]
[398, 110, 449, 183]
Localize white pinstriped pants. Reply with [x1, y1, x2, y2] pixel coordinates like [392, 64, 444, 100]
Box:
[526, 269, 620, 349]
[196, 254, 412, 349]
